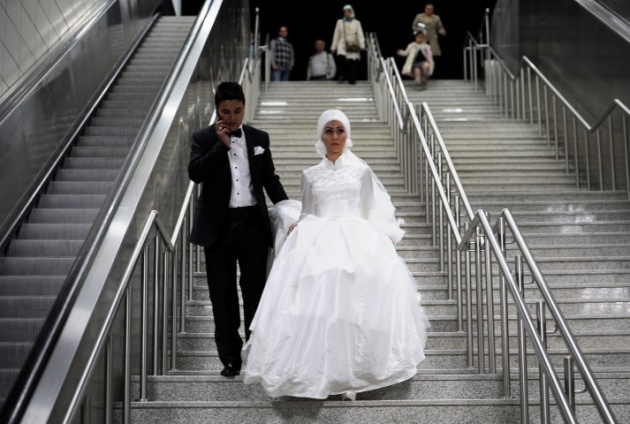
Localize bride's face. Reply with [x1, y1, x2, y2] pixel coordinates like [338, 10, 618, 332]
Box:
[322, 120, 347, 155]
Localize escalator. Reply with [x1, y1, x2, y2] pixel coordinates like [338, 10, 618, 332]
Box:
[0, 15, 196, 413]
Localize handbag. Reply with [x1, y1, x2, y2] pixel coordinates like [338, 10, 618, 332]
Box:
[345, 43, 361, 53]
[343, 23, 361, 53]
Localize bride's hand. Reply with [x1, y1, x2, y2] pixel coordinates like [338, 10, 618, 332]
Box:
[287, 223, 297, 235]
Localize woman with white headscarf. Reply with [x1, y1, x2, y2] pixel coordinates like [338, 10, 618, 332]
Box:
[330, 4, 365, 84]
[243, 109, 430, 401]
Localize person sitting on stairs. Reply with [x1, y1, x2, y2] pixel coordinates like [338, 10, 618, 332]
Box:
[397, 30, 434, 90]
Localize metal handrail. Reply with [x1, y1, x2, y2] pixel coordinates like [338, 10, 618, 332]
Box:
[371, 26, 619, 423]
[459, 209, 618, 424]
[464, 31, 630, 195]
[0, 10, 164, 423]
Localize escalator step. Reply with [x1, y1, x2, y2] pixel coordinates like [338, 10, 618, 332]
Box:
[18, 223, 91, 239]
[0, 343, 33, 368]
[63, 157, 126, 170]
[46, 181, 114, 195]
[0, 318, 44, 342]
[7, 239, 83, 257]
[70, 146, 131, 158]
[0, 258, 75, 276]
[46, 181, 113, 195]
[0, 296, 58, 318]
[37, 194, 106, 208]
[104, 92, 160, 102]
[54, 168, 119, 181]
[97, 101, 155, 112]
[0, 276, 65, 296]
[89, 117, 147, 127]
[114, 76, 166, 86]
[28, 208, 99, 223]
[94, 108, 150, 118]
[0, 369, 21, 398]
[82, 127, 138, 137]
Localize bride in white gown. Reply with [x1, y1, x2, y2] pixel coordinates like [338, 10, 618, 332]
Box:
[243, 109, 430, 400]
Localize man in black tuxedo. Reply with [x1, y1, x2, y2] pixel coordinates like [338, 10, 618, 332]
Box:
[188, 82, 288, 377]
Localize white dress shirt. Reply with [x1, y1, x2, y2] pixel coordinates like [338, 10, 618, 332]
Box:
[227, 129, 256, 207]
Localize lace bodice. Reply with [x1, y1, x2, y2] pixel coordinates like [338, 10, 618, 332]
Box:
[301, 157, 373, 219]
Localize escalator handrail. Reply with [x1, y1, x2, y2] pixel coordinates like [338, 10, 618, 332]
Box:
[0, 0, 217, 419]
[0, 9, 164, 424]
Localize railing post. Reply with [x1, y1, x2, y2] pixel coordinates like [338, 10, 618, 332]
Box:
[465, 223, 474, 368]
[139, 247, 149, 402]
[538, 301, 550, 424]
[564, 357, 577, 415]
[446, 173, 453, 300]
[484, 212, 496, 373]
[497, 216, 511, 397]
[455, 197, 463, 329]
[475, 226, 485, 373]
[124, 287, 132, 423]
[515, 255, 529, 424]
[152, 236, 160, 376]
[171, 245, 179, 371]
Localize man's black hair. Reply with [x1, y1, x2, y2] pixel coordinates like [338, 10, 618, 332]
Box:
[215, 82, 246, 107]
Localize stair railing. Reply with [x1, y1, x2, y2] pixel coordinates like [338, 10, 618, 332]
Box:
[464, 32, 630, 198]
[460, 209, 618, 424]
[371, 30, 619, 423]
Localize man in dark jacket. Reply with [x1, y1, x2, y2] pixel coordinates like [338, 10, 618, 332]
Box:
[188, 82, 288, 377]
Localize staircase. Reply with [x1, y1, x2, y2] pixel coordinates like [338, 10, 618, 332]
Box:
[126, 81, 530, 423]
[406, 78, 630, 422]
[0, 16, 195, 412]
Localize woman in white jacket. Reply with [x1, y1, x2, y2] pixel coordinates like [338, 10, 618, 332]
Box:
[397, 31, 434, 90]
[331, 4, 365, 85]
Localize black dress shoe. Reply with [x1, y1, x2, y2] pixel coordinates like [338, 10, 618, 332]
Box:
[220, 362, 241, 377]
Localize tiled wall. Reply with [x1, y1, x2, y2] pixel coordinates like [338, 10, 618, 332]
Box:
[0, 0, 104, 102]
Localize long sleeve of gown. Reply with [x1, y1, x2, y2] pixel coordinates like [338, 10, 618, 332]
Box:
[361, 168, 405, 244]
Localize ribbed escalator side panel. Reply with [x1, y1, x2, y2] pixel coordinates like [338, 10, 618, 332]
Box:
[0, 16, 196, 410]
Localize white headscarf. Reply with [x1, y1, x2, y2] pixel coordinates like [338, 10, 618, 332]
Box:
[315, 109, 354, 158]
[313, 109, 405, 244]
[343, 4, 355, 19]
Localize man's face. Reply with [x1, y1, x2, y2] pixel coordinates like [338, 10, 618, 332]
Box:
[425, 5, 434, 15]
[315, 41, 325, 51]
[279, 27, 288, 37]
[217, 99, 245, 131]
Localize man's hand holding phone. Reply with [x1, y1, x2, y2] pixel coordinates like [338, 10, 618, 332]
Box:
[216, 119, 231, 147]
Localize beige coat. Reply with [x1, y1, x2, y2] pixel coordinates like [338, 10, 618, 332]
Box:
[331, 18, 365, 60]
[411, 13, 445, 56]
[398, 41, 434, 77]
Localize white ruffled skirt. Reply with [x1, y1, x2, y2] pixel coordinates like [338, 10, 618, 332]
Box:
[243, 205, 430, 399]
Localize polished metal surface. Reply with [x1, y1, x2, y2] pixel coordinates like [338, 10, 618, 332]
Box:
[489, 0, 630, 192]
[491, 0, 630, 120]
[18, 0, 252, 422]
[0, 0, 159, 245]
[0, 0, 104, 101]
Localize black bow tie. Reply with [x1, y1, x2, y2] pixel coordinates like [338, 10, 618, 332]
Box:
[229, 128, 242, 138]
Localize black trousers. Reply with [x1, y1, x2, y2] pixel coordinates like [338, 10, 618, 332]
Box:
[336, 55, 359, 83]
[203, 206, 268, 368]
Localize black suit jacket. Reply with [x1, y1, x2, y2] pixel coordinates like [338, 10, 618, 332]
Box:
[188, 123, 288, 247]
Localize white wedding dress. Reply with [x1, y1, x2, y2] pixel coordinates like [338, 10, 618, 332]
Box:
[243, 152, 430, 399]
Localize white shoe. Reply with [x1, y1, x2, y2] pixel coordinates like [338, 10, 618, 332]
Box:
[340, 391, 356, 401]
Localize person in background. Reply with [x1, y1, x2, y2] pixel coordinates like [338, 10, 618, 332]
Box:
[411, 2, 446, 75]
[243, 109, 430, 401]
[188, 82, 289, 378]
[397, 30, 434, 90]
[270, 26, 294, 81]
[331, 4, 365, 85]
[307, 39, 337, 81]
